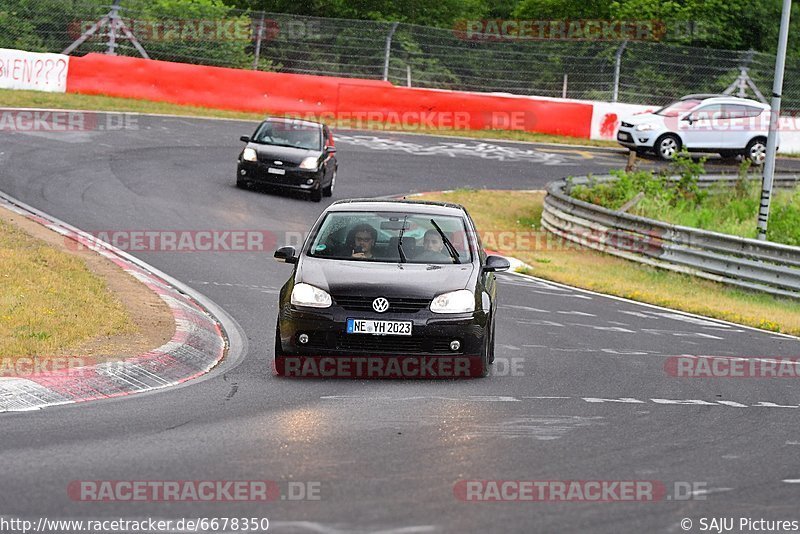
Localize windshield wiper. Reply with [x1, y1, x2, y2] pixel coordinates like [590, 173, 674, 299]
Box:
[430, 219, 460, 264]
[397, 215, 408, 263]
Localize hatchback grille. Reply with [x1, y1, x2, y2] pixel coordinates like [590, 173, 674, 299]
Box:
[337, 335, 426, 353]
[333, 296, 430, 313]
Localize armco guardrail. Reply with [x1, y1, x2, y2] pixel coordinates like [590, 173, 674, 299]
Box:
[542, 174, 800, 299]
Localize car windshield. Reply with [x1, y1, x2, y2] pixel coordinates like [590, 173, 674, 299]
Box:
[653, 99, 702, 117]
[251, 121, 322, 150]
[307, 211, 472, 264]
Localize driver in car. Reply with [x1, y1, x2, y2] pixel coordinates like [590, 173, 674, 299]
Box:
[416, 228, 450, 262]
[347, 223, 377, 259]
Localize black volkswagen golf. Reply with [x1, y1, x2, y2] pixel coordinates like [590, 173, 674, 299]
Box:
[273, 199, 510, 378]
[237, 117, 337, 202]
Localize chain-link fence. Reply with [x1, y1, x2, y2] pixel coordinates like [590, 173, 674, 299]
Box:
[2, 0, 797, 108]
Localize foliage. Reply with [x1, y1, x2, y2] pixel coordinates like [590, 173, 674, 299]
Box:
[570, 157, 800, 246]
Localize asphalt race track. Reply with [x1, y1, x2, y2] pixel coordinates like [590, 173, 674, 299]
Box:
[1, 114, 800, 533]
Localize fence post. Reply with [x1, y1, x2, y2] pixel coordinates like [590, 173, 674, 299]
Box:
[105, 0, 121, 55]
[612, 40, 627, 103]
[253, 11, 265, 70]
[383, 22, 399, 81]
[562, 74, 568, 98]
[406, 65, 411, 87]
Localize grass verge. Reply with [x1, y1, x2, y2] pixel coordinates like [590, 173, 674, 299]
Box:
[0, 216, 137, 358]
[414, 189, 800, 336]
[0, 89, 620, 148]
[570, 159, 800, 246]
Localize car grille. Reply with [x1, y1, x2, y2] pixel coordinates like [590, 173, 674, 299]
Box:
[335, 334, 458, 354]
[333, 295, 430, 313]
[620, 121, 633, 128]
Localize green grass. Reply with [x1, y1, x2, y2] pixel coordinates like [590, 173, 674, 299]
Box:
[415, 189, 800, 336]
[570, 157, 800, 246]
[0, 89, 620, 148]
[0, 218, 135, 358]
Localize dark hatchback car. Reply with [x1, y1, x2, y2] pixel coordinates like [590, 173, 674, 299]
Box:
[273, 199, 510, 378]
[237, 117, 337, 202]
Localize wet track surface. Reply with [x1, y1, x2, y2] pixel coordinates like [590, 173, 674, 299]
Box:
[1, 115, 800, 533]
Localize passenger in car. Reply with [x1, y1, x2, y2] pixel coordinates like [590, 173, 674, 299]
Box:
[416, 229, 450, 262]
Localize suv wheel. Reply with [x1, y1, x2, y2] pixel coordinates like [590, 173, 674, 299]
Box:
[655, 134, 681, 160]
[745, 137, 767, 165]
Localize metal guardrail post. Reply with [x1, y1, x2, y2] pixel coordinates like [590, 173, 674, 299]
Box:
[383, 22, 399, 82]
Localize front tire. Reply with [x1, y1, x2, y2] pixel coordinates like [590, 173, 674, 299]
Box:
[323, 169, 336, 197]
[655, 134, 681, 161]
[745, 137, 767, 165]
[274, 322, 286, 376]
[472, 331, 491, 378]
[310, 186, 323, 202]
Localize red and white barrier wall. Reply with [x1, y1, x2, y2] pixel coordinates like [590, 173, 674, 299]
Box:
[2, 48, 798, 153]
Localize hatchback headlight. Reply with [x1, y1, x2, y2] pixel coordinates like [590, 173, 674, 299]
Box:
[291, 283, 332, 308]
[299, 156, 319, 170]
[430, 289, 475, 314]
[635, 123, 655, 131]
[242, 147, 258, 162]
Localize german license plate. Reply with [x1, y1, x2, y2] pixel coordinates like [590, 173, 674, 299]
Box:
[268, 167, 286, 175]
[346, 318, 412, 336]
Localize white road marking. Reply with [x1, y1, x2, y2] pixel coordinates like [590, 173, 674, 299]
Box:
[321, 395, 800, 410]
[568, 323, 636, 333]
[267, 522, 438, 534]
[782, 479, 800, 484]
[556, 311, 596, 316]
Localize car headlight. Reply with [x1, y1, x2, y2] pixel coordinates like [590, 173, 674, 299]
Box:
[242, 147, 258, 162]
[430, 289, 475, 314]
[291, 283, 331, 308]
[635, 123, 654, 131]
[299, 156, 319, 170]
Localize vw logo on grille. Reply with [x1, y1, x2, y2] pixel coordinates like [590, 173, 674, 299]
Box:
[372, 297, 389, 313]
[273, 160, 283, 165]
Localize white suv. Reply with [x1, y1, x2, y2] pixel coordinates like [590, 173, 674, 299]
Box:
[617, 94, 774, 163]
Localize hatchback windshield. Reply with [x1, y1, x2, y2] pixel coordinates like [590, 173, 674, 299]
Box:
[653, 99, 702, 117]
[308, 211, 472, 264]
[251, 121, 322, 150]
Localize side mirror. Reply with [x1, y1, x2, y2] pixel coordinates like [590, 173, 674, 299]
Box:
[681, 116, 693, 124]
[274, 246, 298, 264]
[240, 135, 250, 143]
[483, 255, 510, 272]
[324, 145, 336, 154]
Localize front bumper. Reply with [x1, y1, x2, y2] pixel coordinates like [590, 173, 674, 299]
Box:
[616, 127, 655, 149]
[278, 305, 488, 357]
[238, 160, 321, 190]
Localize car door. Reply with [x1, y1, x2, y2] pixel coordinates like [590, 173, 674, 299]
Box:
[725, 104, 765, 150]
[680, 104, 726, 150]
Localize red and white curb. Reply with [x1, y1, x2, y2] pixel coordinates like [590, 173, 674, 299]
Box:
[0, 191, 235, 412]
